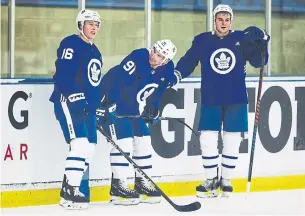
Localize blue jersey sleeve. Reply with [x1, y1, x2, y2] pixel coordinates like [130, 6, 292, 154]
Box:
[175, 35, 202, 78]
[102, 49, 146, 103]
[54, 37, 83, 97]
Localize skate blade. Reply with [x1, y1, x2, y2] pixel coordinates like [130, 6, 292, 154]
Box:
[110, 196, 140, 205]
[59, 198, 88, 210]
[196, 190, 218, 198]
[139, 195, 161, 204]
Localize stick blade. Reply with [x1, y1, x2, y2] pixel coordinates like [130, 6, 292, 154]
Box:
[174, 201, 201, 212]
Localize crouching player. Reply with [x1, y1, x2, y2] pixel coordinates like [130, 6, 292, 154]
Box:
[96, 39, 179, 205]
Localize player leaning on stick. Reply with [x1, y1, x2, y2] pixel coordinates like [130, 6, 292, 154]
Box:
[174, 4, 270, 197]
[96, 40, 179, 205]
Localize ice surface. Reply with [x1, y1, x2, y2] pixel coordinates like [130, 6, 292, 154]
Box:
[2, 189, 305, 216]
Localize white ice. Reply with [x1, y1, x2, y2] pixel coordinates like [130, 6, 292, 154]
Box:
[2, 189, 305, 216]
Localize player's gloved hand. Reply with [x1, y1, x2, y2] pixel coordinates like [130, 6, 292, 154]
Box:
[141, 106, 160, 125]
[170, 70, 182, 87]
[243, 26, 269, 42]
[252, 39, 269, 53]
[96, 103, 117, 125]
[66, 93, 87, 117]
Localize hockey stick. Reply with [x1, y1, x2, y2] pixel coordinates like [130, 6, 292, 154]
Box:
[117, 115, 200, 137]
[96, 124, 201, 212]
[246, 50, 266, 193]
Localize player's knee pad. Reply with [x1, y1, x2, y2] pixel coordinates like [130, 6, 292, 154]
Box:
[110, 137, 134, 155]
[133, 136, 153, 176]
[200, 130, 219, 155]
[67, 138, 89, 166]
[133, 136, 152, 156]
[70, 138, 96, 161]
[110, 137, 134, 179]
[85, 143, 96, 164]
[222, 132, 242, 157]
[200, 130, 219, 179]
[221, 132, 242, 179]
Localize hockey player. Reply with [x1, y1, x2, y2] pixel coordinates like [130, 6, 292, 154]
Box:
[96, 40, 179, 205]
[49, 9, 104, 209]
[174, 4, 270, 197]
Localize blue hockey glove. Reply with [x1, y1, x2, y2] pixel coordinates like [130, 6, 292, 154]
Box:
[243, 26, 269, 42]
[141, 105, 160, 125]
[252, 39, 269, 53]
[96, 103, 117, 125]
[169, 70, 182, 87]
[66, 93, 86, 116]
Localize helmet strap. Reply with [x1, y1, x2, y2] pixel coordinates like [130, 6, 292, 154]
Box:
[78, 21, 93, 45]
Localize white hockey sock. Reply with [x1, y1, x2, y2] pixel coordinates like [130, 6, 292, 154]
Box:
[200, 131, 219, 179]
[110, 137, 134, 179]
[83, 143, 96, 173]
[64, 138, 94, 186]
[132, 136, 153, 177]
[65, 155, 86, 186]
[221, 132, 242, 179]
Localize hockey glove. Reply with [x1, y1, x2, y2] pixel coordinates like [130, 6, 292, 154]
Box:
[66, 93, 87, 117]
[243, 26, 269, 43]
[141, 105, 160, 125]
[169, 70, 182, 87]
[96, 103, 117, 125]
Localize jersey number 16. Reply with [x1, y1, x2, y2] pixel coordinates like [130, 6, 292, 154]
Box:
[61, 48, 74, 60]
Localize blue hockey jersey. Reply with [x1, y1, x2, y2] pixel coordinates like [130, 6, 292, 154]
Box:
[100, 48, 176, 115]
[49, 34, 103, 113]
[175, 30, 269, 106]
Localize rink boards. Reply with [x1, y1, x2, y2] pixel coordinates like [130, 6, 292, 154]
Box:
[1, 76, 305, 208]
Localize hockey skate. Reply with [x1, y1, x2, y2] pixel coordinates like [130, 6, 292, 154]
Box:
[219, 177, 233, 198]
[134, 177, 161, 204]
[110, 178, 140, 205]
[196, 177, 220, 198]
[59, 174, 67, 199]
[59, 175, 89, 210]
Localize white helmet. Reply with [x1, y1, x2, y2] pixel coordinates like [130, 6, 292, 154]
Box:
[152, 39, 177, 64]
[76, 9, 101, 42]
[213, 4, 233, 31]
